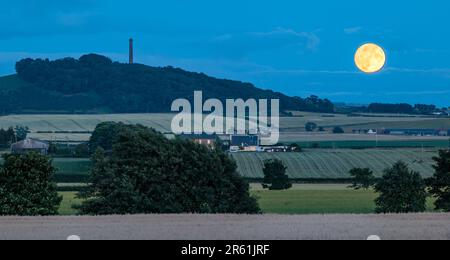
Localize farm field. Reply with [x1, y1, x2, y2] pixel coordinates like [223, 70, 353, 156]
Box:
[1, 113, 449, 145]
[0, 149, 440, 181]
[285, 139, 450, 149]
[232, 149, 438, 179]
[58, 184, 437, 215]
[1, 213, 450, 240]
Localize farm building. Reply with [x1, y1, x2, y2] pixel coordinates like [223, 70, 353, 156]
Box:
[261, 146, 288, 153]
[383, 129, 442, 136]
[230, 135, 260, 152]
[180, 134, 218, 148]
[11, 139, 49, 155]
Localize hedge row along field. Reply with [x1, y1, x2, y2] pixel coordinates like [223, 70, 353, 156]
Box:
[232, 149, 438, 179]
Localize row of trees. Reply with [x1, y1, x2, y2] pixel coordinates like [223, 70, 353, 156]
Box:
[367, 103, 441, 115]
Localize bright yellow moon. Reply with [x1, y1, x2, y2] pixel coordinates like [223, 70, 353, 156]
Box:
[355, 43, 386, 73]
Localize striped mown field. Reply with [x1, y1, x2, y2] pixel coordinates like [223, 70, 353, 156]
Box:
[232, 149, 438, 179]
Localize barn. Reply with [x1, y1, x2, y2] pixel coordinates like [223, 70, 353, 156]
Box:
[11, 139, 50, 155]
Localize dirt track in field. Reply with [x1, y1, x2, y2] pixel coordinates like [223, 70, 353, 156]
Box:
[0, 213, 449, 240]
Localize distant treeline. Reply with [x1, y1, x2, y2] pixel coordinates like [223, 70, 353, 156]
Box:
[0, 54, 335, 114]
[337, 102, 446, 115]
[367, 103, 441, 114]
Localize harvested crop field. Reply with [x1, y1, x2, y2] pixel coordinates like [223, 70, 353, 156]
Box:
[0, 214, 449, 240]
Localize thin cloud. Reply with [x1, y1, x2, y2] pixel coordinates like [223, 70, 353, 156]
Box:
[344, 26, 363, 35]
[250, 27, 321, 50]
[212, 27, 321, 54]
[386, 90, 450, 95]
[246, 68, 358, 75]
[384, 67, 450, 74]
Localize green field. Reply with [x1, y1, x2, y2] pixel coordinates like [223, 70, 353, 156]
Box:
[59, 192, 82, 215]
[232, 149, 438, 179]
[58, 184, 437, 215]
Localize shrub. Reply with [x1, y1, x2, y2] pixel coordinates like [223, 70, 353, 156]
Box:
[305, 122, 318, 132]
[333, 126, 345, 134]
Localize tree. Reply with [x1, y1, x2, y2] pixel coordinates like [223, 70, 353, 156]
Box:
[0, 153, 62, 216]
[262, 159, 292, 190]
[375, 161, 427, 213]
[78, 123, 260, 215]
[333, 126, 345, 134]
[14, 125, 29, 141]
[89, 121, 125, 152]
[305, 122, 318, 132]
[349, 168, 376, 190]
[0, 127, 15, 147]
[428, 150, 450, 211]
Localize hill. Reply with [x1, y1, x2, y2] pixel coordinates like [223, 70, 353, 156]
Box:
[0, 54, 334, 114]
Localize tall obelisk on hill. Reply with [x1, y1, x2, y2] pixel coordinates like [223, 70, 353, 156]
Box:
[129, 38, 134, 64]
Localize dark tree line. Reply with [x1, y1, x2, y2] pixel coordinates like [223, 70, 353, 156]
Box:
[9, 54, 335, 114]
[367, 103, 440, 115]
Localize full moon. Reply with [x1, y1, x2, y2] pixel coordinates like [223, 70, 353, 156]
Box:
[355, 43, 386, 73]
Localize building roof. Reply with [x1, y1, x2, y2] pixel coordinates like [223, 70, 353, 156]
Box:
[11, 139, 49, 150]
[231, 135, 259, 147]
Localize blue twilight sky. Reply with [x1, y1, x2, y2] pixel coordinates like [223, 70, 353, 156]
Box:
[1, 0, 450, 106]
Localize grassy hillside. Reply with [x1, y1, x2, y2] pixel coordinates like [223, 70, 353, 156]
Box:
[0, 74, 28, 90]
[0, 54, 334, 114]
